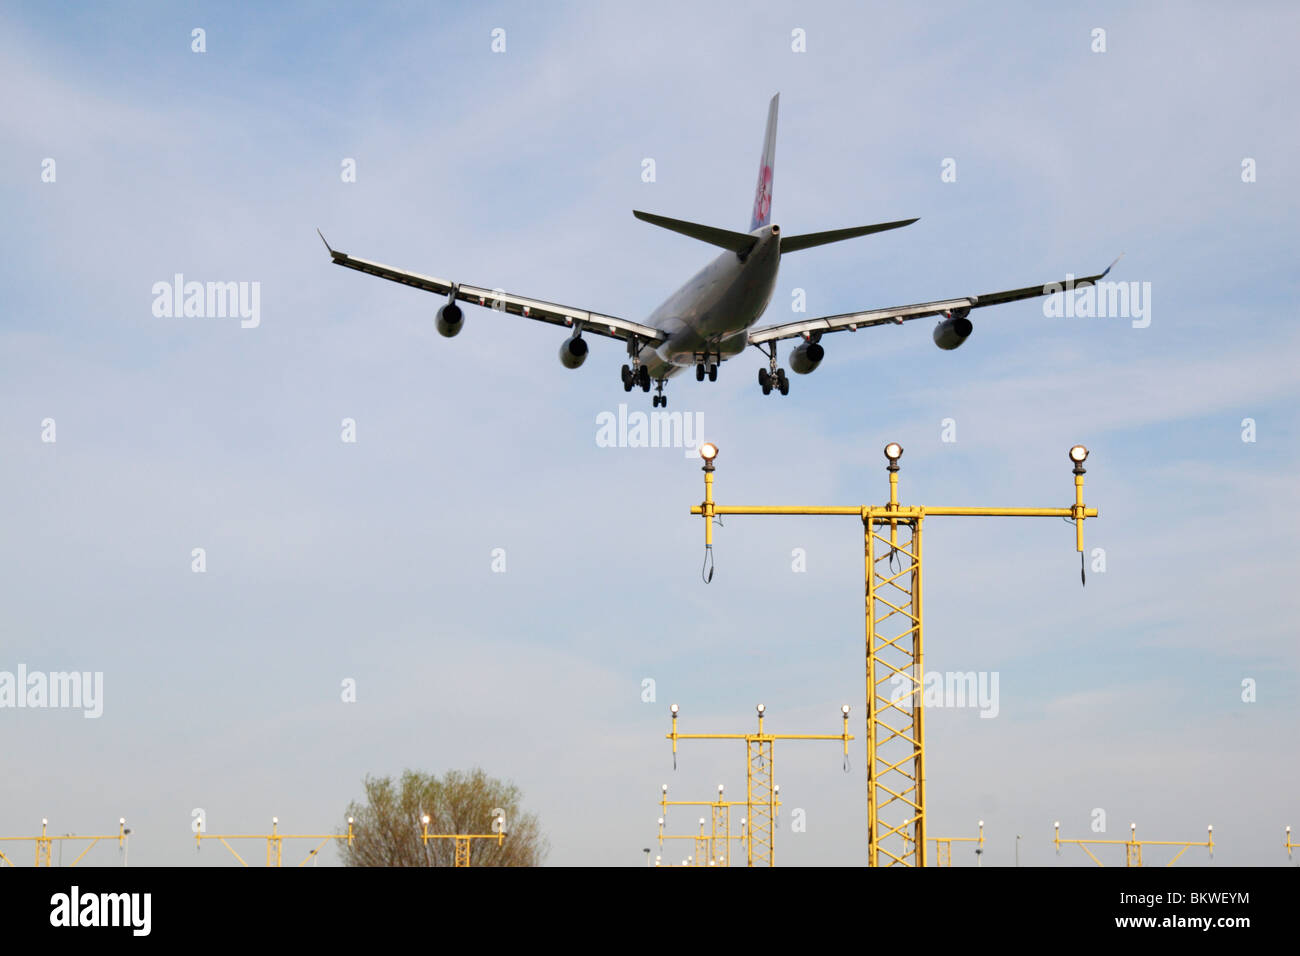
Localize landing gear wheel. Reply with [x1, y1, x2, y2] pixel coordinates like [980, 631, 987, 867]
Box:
[776, 368, 789, 396]
[638, 365, 651, 391]
[621, 365, 633, 391]
[695, 362, 705, 382]
[758, 368, 772, 395]
[708, 364, 718, 382]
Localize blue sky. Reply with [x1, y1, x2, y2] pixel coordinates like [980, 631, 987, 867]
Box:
[1, 1, 1297, 866]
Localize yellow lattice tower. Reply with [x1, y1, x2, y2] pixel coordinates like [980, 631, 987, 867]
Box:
[420, 811, 507, 867]
[0, 818, 129, 867]
[195, 816, 355, 866]
[691, 440, 1097, 866]
[667, 702, 853, 866]
[1054, 821, 1213, 867]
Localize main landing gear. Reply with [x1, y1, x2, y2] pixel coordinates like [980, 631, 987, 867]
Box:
[757, 344, 789, 396]
[695, 361, 718, 382]
[621, 363, 651, 393]
[757, 367, 788, 395]
[621, 365, 668, 405]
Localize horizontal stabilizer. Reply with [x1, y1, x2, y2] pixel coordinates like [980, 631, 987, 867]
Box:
[780, 218, 919, 254]
[633, 210, 759, 255]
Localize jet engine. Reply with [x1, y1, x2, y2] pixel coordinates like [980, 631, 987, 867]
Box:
[558, 335, 589, 369]
[788, 339, 825, 374]
[933, 308, 973, 350]
[436, 302, 464, 337]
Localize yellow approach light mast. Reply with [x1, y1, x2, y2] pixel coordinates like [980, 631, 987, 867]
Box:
[1055, 821, 1214, 867]
[667, 703, 853, 866]
[692, 441, 1097, 866]
[925, 821, 986, 867]
[657, 783, 754, 867]
[420, 812, 507, 867]
[195, 817, 355, 867]
[0, 818, 129, 867]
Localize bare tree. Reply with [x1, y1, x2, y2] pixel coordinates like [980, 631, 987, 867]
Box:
[342, 768, 547, 867]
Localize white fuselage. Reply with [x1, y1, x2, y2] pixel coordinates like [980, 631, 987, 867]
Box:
[640, 225, 782, 379]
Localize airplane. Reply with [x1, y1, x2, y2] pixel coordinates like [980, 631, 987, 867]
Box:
[318, 93, 1116, 407]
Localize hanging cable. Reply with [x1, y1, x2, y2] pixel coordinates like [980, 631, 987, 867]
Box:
[701, 544, 714, 583]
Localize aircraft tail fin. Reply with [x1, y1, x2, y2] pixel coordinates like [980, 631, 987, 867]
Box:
[749, 93, 779, 232]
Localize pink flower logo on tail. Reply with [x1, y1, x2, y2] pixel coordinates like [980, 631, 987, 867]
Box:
[753, 165, 773, 225]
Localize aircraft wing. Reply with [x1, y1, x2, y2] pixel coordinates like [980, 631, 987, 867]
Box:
[747, 258, 1121, 345]
[318, 231, 663, 345]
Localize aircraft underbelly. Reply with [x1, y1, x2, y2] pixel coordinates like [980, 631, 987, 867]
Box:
[651, 238, 779, 368]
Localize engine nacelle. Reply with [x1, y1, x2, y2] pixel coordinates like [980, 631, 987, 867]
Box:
[933, 310, 973, 350]
[789, 340, 825, 374]
[558, 335, 589, 369]
[436, 303, 464, 337]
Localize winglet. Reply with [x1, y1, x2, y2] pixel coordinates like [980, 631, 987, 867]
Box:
[317, 229, 345, 259]
[1099, 252, 1124, 279]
